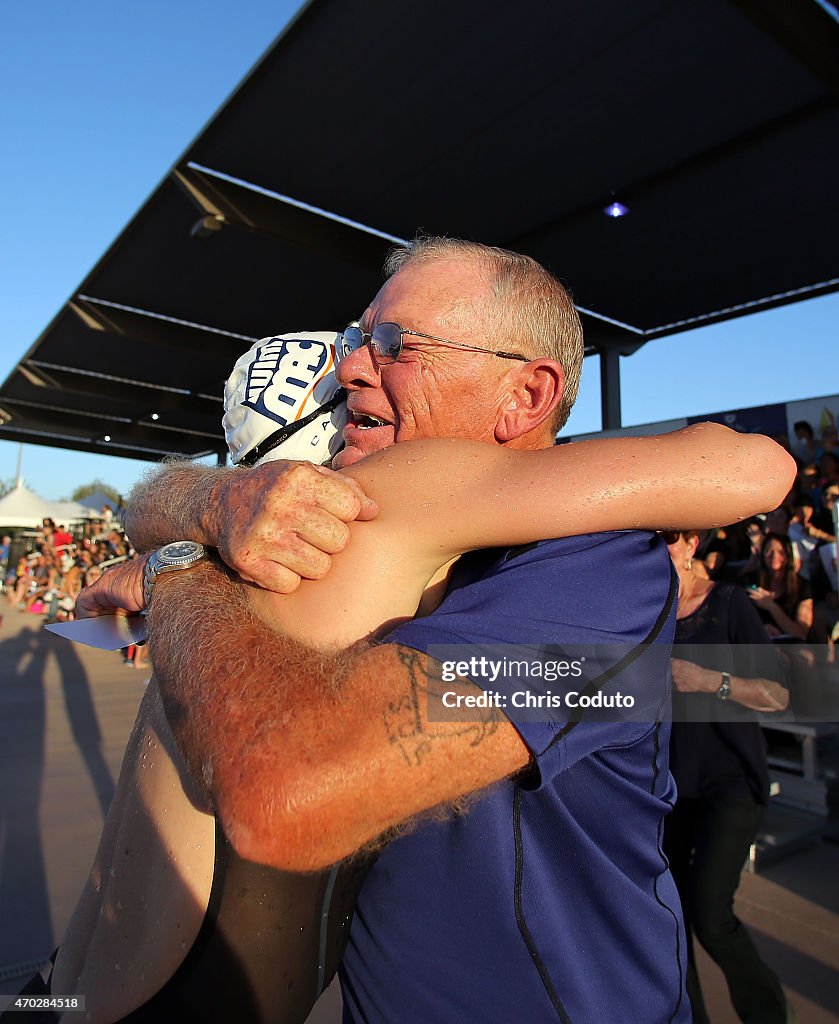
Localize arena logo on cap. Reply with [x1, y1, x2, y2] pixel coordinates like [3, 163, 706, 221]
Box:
[242, 337, 331, 426]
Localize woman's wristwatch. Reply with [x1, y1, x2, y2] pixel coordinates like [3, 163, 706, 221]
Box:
[716, 671, 732, 701]
[142, 541, 208, 611]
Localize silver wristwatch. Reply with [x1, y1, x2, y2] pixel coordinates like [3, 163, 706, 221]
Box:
[716, 671, 732, 701]
[143, 540, 208, 610]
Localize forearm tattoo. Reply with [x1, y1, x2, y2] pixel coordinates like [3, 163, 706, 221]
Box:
[384, 646, 502, 768]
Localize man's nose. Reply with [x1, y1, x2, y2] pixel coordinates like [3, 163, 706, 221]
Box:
[336, 342, 381, 389]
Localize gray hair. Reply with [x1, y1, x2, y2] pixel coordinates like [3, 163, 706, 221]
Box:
[383, 236, 584, 432]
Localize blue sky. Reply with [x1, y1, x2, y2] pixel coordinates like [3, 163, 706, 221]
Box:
[1, 1, 837, 500]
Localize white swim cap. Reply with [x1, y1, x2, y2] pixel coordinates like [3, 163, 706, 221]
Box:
[223, 332, 348, 467]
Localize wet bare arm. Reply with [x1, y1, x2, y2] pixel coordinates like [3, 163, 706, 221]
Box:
[84, 424, 795, 626]
[125, 425, 791, 586]
[124, 422, 791, 588]
[341, 423, 797, 557]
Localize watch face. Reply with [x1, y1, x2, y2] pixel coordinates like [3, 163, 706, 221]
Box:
[159, 540, 204, 565]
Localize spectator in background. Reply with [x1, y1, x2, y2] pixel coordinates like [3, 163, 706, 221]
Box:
[699, 520, 761, 581]
[22, 559, 59, 613]
[698, 528, 727, 578]
[764, 507, 790, 537]
[0, 535, 11, 596]
[6, 555, 31, 606]
[87, 541, 104, 563]
[812, 483, 838, 541]
[105, 530, 124, 556]
[816, 421, 838, 461]
[746, 533, 812, 640]
[41, 518, 55, 548]
[745, 532, 822, 715]
[82, 520, 107, 546]
[817, 453, 839, 494]
[664, 529, 790, 1024]
[50, 565, 84, 622]
[83, 565, 103, 588]
[792, 420, 817, 463]
[797, 462, 821, 503]
[810, 539, 839, 663]
[74, 549, 93, 572]
[744, 517, 767, 569]
[789, 496, 821, 580]
[53, 523, 74, 550]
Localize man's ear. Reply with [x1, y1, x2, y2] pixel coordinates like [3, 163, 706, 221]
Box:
[494, 359, 565, 443]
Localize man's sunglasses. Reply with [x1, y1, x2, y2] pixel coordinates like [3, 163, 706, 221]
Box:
[660, 531, 683, 546]
[339, 322, 528, 365]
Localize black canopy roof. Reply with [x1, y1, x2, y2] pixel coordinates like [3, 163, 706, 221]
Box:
[2, 0, 837, 460]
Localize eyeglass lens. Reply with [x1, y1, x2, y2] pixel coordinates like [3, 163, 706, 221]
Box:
[340, 324, 403, 364]
[371, 324, 402, 363]
[340, 325, 363, 358]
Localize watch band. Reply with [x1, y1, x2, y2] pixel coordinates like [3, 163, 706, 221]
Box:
[142, 553, 155, 612]
[716, 671, 732, 701]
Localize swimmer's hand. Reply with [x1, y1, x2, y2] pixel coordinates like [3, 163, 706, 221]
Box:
[209, 460, 378, 594]
[76, 557, 147, 618]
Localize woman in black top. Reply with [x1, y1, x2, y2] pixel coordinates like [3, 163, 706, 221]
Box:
[744, 532, 824, 716]
[663, 530, 791, 1024]
[746, 532, 813, 640]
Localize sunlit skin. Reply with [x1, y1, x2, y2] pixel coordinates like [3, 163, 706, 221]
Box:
[333, 259, 562, 468]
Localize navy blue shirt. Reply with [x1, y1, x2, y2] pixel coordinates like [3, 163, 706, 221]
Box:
[340, 532, 689, 1024]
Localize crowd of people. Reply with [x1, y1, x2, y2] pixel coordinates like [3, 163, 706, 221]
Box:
[0, 514, 149, 670]
[697, 419, 838, 675]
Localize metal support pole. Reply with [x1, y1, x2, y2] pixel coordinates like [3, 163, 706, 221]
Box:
[216, 446, 228, 467]
[599, 348, 622, 431]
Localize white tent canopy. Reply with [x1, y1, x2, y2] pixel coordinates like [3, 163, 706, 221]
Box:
[0, 482, 100, 530]
[75, 491, 119, 516]
[52, 499, 102, 524]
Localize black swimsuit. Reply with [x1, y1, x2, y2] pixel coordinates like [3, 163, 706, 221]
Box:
[5, 822, 373, 1023]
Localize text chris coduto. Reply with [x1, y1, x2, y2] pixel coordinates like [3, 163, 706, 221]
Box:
[438, 655, 635, 710]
